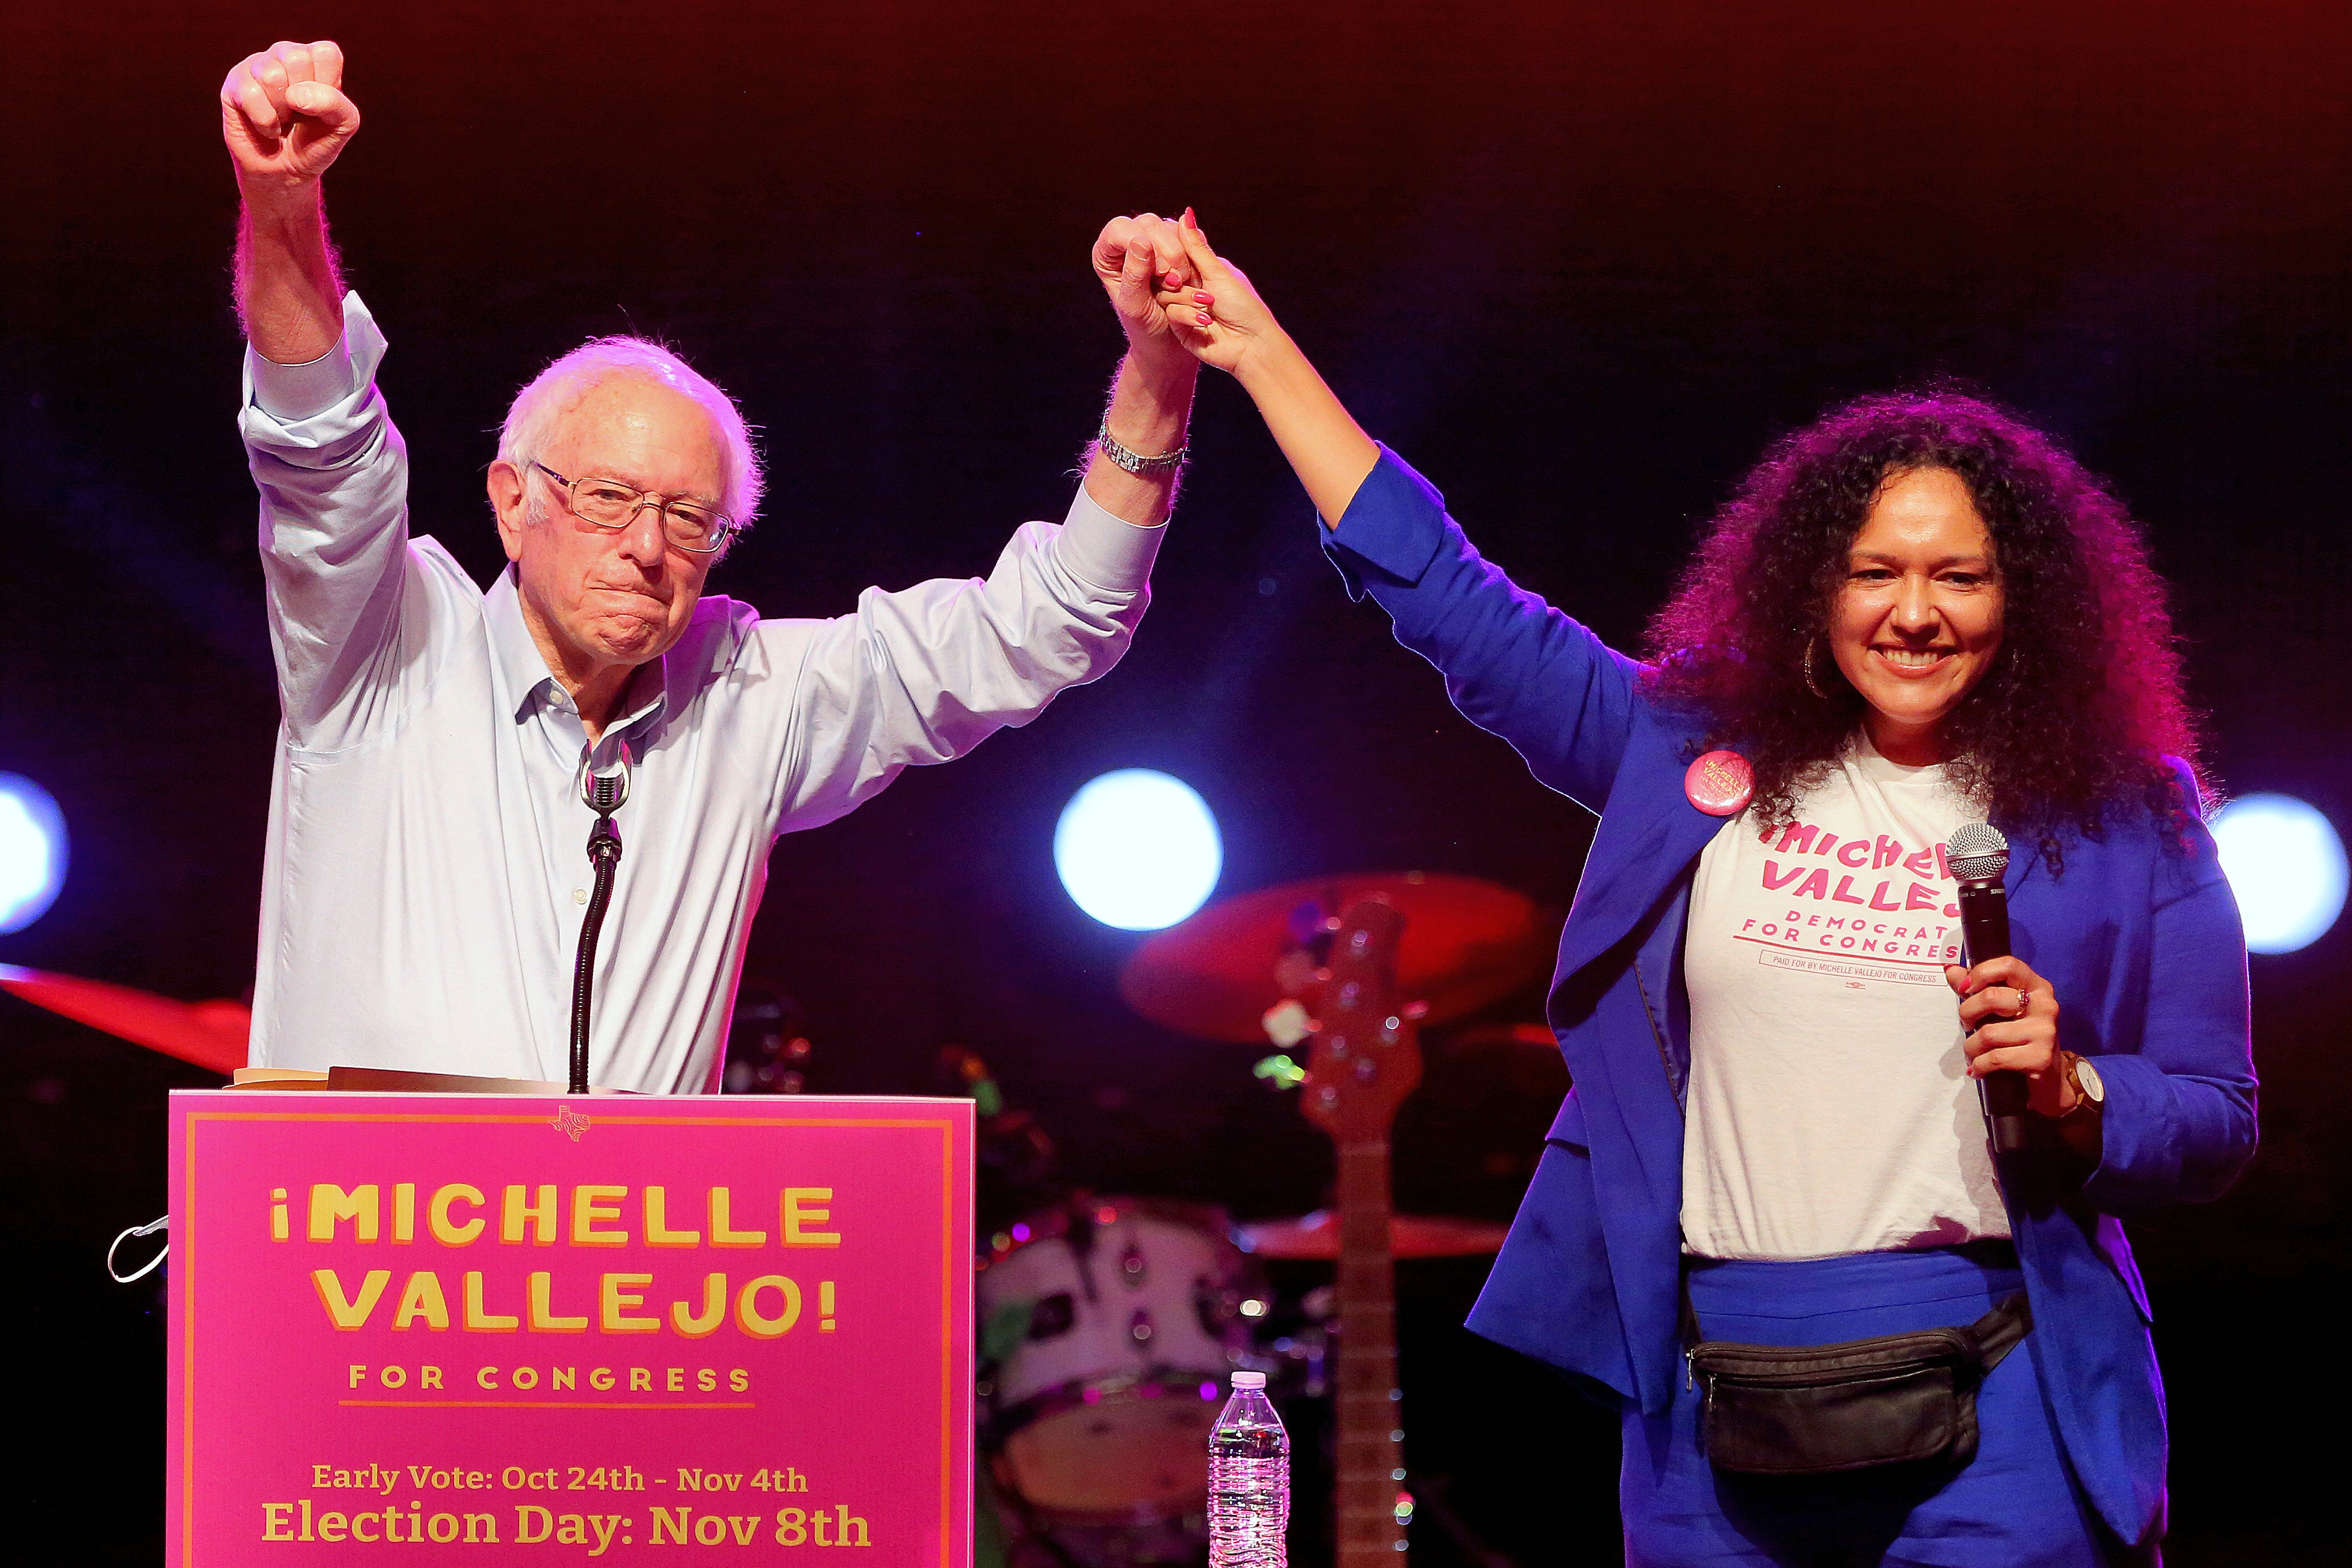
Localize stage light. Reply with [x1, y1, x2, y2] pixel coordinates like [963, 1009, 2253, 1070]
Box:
[0, 774, 68, 935]
[2212, 793, 2346, 955]
[1054, 769, 1221, 931]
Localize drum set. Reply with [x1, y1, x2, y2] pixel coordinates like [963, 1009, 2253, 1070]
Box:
[969, 873, 1559, 1568]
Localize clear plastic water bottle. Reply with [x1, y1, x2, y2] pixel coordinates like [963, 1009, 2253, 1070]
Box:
[1208, 1371, 1290, 1568]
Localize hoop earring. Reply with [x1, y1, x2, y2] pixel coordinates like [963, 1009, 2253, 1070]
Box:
[1802, 638, 1832, 700]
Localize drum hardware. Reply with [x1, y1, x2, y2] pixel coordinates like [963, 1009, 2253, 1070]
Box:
[939, 1047, 1059, 1218]
[977, 1196, 1264, 1532]
[1439, 1021, 1558, 1053]
[1238, 1210, 1510, 1261]
[722, 984, 811, 1093]
[1253, 1302, 1330, 1401]
[1117, 873, 1547, 1045]
[1401, 1020, 1573, 1205]
[1116, 874, 1555, 1567]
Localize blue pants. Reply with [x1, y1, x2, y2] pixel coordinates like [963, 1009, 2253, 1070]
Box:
[1620, 1246, 2142, 1567]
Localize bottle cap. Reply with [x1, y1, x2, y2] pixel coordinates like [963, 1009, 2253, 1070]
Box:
[1229, 1372, 1266, 1390]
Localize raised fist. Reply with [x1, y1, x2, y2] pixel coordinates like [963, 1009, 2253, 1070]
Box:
[1093, 212, 1197, 365]
[221, 41, 359, 188]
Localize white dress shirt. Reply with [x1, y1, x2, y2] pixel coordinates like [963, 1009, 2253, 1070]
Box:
[243, 294, 1164, 1092]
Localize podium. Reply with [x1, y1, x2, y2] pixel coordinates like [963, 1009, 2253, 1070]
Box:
[166, 1085, 973, 1565]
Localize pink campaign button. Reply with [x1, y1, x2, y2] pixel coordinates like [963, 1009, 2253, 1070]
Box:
[1684, 749, 1754, 816]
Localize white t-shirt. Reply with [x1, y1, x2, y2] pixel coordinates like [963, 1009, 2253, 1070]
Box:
[1679, 736, 2010, 1260]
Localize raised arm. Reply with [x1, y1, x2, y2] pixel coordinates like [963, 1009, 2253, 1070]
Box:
[761, 495, 1160, 832]
[1161, 212, 1380, 526]
[759, 214, 1201, 828]
[222, 41, 358, 365]
[1081, 214, 1203, 528]
[223, 43, 442, 752]
[1157, 215, 1643, 809]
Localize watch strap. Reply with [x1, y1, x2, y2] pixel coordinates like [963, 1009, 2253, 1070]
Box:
[2056, 1052, 2102, 1124]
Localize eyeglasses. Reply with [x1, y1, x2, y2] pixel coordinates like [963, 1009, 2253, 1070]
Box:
[531, 462, 738, 555]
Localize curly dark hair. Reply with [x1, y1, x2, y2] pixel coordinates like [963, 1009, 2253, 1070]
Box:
[1644, 389, 2205, 868]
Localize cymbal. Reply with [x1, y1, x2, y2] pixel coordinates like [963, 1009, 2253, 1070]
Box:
[1240, 1210, 1511, 1261]
[1442, 1021, 1560, 1051]
[0, 964, 248, 1074]
[1119, 872, 1549, 1043]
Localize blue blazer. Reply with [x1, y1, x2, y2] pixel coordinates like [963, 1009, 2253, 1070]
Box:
[1324, 448, 2257, 1547]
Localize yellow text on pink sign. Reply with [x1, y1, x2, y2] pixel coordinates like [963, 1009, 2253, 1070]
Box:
[168, 1094, 973, 1567]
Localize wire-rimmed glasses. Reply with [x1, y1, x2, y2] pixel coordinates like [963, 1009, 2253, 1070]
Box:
[532, 462, 738, 555]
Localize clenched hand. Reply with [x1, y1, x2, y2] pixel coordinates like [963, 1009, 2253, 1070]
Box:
[1093, 212, 1198, 370]
[221, 40, 359, 191]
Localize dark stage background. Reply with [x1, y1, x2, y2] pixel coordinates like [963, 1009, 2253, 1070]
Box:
[4, 2, 2348, 1561]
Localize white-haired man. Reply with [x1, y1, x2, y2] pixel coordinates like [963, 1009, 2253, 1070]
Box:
[223, 41, 1200, 1089]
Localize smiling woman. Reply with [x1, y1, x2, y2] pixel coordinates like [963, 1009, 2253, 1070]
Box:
[1822, 468, 2005, 764]
[1155, 225, 2250, 1562]
[1646, 389, 2202, 866]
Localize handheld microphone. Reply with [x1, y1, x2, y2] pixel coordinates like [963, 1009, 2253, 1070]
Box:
[1949, 822, 2030, 1156]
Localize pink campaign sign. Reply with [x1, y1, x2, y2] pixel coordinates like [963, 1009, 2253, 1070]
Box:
[166, 1092, 973, 1566]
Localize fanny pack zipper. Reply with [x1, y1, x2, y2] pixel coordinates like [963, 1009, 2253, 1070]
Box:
[1690, 1328, 1976, 1389]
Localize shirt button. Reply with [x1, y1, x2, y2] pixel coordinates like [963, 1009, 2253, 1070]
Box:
[573, 889, 588, 905]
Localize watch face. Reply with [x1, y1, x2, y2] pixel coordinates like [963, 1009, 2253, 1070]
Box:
[2076, 1058, 2105, 1103]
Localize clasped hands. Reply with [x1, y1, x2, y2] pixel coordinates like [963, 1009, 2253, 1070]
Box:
[1096, 210, 1290, 380]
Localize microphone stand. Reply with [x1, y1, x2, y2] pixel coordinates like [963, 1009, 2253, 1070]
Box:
[569, 746, 631, 1095]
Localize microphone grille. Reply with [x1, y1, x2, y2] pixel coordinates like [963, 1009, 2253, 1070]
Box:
[579, 743, 633, 814]
[1947, 821, 2009, 882]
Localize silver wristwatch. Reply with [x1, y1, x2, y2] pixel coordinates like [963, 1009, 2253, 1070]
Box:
[1095, 417, 1188, 476]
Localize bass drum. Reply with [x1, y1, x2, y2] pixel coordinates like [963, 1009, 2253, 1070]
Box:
[977, 1197, 1258, 1532]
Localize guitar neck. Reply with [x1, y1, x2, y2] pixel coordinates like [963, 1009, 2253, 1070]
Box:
[1333, 1137, 1404, 1565]
[1298, 896, 1417, 1567]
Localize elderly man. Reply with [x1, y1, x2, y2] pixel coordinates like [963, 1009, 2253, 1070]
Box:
[221, 41, 1198, 1090]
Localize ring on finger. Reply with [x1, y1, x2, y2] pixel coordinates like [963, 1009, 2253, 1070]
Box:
[2007, 986, 2031, 1019]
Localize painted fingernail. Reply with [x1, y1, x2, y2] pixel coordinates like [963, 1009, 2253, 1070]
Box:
[1192, 291, 1213, 305]
[1196, 311, 1213, 326]
[1183, 206, 1197, 226]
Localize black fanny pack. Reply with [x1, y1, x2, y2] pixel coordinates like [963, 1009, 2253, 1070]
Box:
[1684, 1284, 2033, 1476]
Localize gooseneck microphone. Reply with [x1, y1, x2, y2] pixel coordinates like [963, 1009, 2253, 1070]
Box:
[1949, 822, 2030, 1156]
[569, 744, 633, 1095]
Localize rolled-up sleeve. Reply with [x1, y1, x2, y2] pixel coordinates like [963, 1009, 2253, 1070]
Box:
[1052, 480, 1166, 592]
[242, 292, 419, 749]
[764, 486, 1161, 831]
[249, 331, 362, 421]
